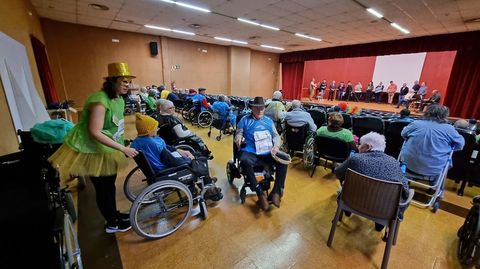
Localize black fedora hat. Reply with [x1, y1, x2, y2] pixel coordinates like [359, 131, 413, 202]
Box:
[249, 96, 265, 107]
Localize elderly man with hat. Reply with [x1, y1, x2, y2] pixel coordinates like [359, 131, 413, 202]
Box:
[49, 63, 139, 233]
[235, 97, 289, 210]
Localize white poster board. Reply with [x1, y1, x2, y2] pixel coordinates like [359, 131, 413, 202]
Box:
[0, 32, 50, 134]
[372, 52, 426, 91]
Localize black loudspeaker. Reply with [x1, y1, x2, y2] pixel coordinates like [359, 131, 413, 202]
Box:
[149, 41, 158, 56]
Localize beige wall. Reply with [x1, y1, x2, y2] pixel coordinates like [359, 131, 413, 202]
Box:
[41, 19, 163, 105]
[229, 47, 251, 97]
[250, 50, 280, 98]
[0, 0, 45, 155]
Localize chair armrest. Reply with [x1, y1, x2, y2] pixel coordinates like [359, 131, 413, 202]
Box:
[399, 189, 415, 206]
[154, 164, 190, 176]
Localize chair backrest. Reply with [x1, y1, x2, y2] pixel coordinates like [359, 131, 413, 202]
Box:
[157, 123, 178, 145]
[285, 123, 309, 152]
[341, 113, 352, 130]
[342, 169, 402, 220]
[314, 135, 351, 162]
[133, 151, 156, 184]
[173, 99, 184, 109]
[352, 116, 384, 137]
[308, 109, 327, 128]
[448, 129, 478, 181]
[384, 121, 410, 159]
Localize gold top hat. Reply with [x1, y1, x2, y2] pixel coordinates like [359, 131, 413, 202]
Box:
[107, 63, 136, 78]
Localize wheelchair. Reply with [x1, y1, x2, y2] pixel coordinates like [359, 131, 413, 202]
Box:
[124, 150, 220, 239]
[181, 99, 213, 127]
[457, 195, 480, 267]
[400, 147, 454, 213]
[207, 108, 235, 141]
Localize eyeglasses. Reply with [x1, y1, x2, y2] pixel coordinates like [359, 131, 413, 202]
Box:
[168, 107, 175, 110]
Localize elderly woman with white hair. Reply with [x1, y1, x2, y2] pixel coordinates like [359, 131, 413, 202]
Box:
[334, 132, 410, 230]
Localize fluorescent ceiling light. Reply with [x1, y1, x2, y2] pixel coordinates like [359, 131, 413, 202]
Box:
[159, 0, 211, 13]
[260, 24, 280, 31]
[232, 40, 248, 45]
[214, 37, 248, 45]
[366, 8, 383, 18]
[390, 22, 410, 34]
[261, 44, 284, 51]
[172, 29, 195, 35]
[237, 18, 260, 26]
[214, 37, 232, 42]
[295, 33, 322, 42]
[145, 24, 171, 31]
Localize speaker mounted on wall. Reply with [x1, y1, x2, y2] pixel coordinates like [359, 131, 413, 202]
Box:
[149, 41, 158, 56]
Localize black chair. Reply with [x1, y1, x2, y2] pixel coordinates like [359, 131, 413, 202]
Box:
[308, 135, 351, 177]
[447, 129, 480, 196]
[341, 113, 352, 130]
[283, 123, 309, 155]
[308, 109, 327, 128]
[327, 169, 414, 269]
[352, 116, 384, 138]
[384, 121, 411, 159]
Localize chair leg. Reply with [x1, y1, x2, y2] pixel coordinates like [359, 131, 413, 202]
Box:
[381, 222, 396, 269]
[458, 179, 467, 196]
[393, 220, 400, 246]
[310, 165, 316, 178]
[327, 206, 343, 247]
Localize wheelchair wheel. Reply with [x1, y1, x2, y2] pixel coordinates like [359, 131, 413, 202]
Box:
[303, 136, 315, 169]
[181, 106, 190, 120]
[198, 111, 213, 128]
[240, 187, 246, 204]
[175, 144, 195, 153]
[458, 205, 480, 265]
[216, 135, 221, 141]
[64, 191, 77, 223]
[130, 180, 193, 239]
[187, 108, 197, 124]
[226, 161, 235, 183]
[124, 166, 149, 202]
[199, 199, 208, 220]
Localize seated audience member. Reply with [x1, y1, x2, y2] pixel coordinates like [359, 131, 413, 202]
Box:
[212, 94, 236, 127]
[189, 88, 210, 110]
[156, 99, 193, 138]
[159, 85, 179, 102]
[417, 90, 441, 112]
[131, 113, 222, 200]
[139, 87, 156, 111]
[395, 109, 414, 123]
[316, 112, 356, 149]
[468, 118, 478, 133]
[235, 97, 288, 210]
[399, 105, 465, 183]
[334, 132, 410, 229]
[265, 91, 286, 122]
[327, 105, 341, 113]
[284, 100, 317, 134]
[454, 119, 470, 130]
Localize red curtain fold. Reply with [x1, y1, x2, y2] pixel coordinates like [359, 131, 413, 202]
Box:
[280, 31, 480, 63]
[30, 35, 59, 105]
[444, 48, 480, 119]
[282, 62, 304, 100]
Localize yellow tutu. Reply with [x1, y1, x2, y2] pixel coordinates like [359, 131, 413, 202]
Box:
[48, 144, 128, 179]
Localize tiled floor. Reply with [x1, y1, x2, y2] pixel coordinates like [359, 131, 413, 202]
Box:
[110, 112, 478, 269]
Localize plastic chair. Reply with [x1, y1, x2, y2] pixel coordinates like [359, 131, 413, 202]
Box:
[327, 169, 414, 269]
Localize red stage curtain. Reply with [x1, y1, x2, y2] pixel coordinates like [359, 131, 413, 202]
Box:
[30, 35, 59, 105]
[444, 48, 480, 119]
[280, 31, 480, 63]
[282, 62, 304, 100]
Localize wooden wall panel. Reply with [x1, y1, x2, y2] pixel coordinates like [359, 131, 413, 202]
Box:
[250, 50, 279, 98]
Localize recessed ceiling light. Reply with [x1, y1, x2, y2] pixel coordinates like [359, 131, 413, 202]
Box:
[261, 44, 284, 51]
[88, 3, 109, 11]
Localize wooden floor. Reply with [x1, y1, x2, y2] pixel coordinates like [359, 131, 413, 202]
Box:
[79, 109, 479, 269]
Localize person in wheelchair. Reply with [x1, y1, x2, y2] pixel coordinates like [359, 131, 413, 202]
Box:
[189, 88, 211, 111]
[235, 97, 288, 210]
[155, 99, 213, 158]
[211, 94, 236, 131]
[399, 104, 464, 185]
[265, 91, 286, 133]
[284, 100, 317, 134]
[131, 113, 222, 201]
[334, 132, 410, 231]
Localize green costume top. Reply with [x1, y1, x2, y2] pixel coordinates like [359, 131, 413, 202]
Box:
[316, 126, 354, 143]
[65, 91, 125, 154]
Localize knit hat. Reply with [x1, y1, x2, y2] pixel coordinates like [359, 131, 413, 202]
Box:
[135, 113, 158, 136]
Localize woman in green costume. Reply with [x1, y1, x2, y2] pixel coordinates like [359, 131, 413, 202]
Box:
[49, 63, 138, 233]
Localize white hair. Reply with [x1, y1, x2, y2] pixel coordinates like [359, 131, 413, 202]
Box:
[157, 99, 174, 113]
[360, 132, 386, 152]
[291, 100, 302, 109]
[273, 90, 282, 100]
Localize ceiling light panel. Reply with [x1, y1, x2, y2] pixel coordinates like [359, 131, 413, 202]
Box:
[366, 8, 383, 18]
[237, 18, 260, 26]
[260, 44, 284, 51]
[295, 33, 322, 42]
[159, 0, 211, 13]
[214, 36, 248, 45]
[390, 22, 410, 34]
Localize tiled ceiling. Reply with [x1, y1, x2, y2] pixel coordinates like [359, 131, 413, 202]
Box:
[30, 0, 480, 53]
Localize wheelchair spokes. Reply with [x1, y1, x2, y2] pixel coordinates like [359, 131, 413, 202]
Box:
[458, 205, 480, 265]
[124, 166, 150, 202]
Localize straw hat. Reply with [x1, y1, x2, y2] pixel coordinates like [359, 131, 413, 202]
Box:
[107, 62, 136, 78]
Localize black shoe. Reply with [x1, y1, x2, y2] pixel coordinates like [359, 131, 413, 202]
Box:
[117, 211, 130, 222]
[205, 187, 223, 201]
[375, 223, 385, 232]
[105, 220, 131, 234]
